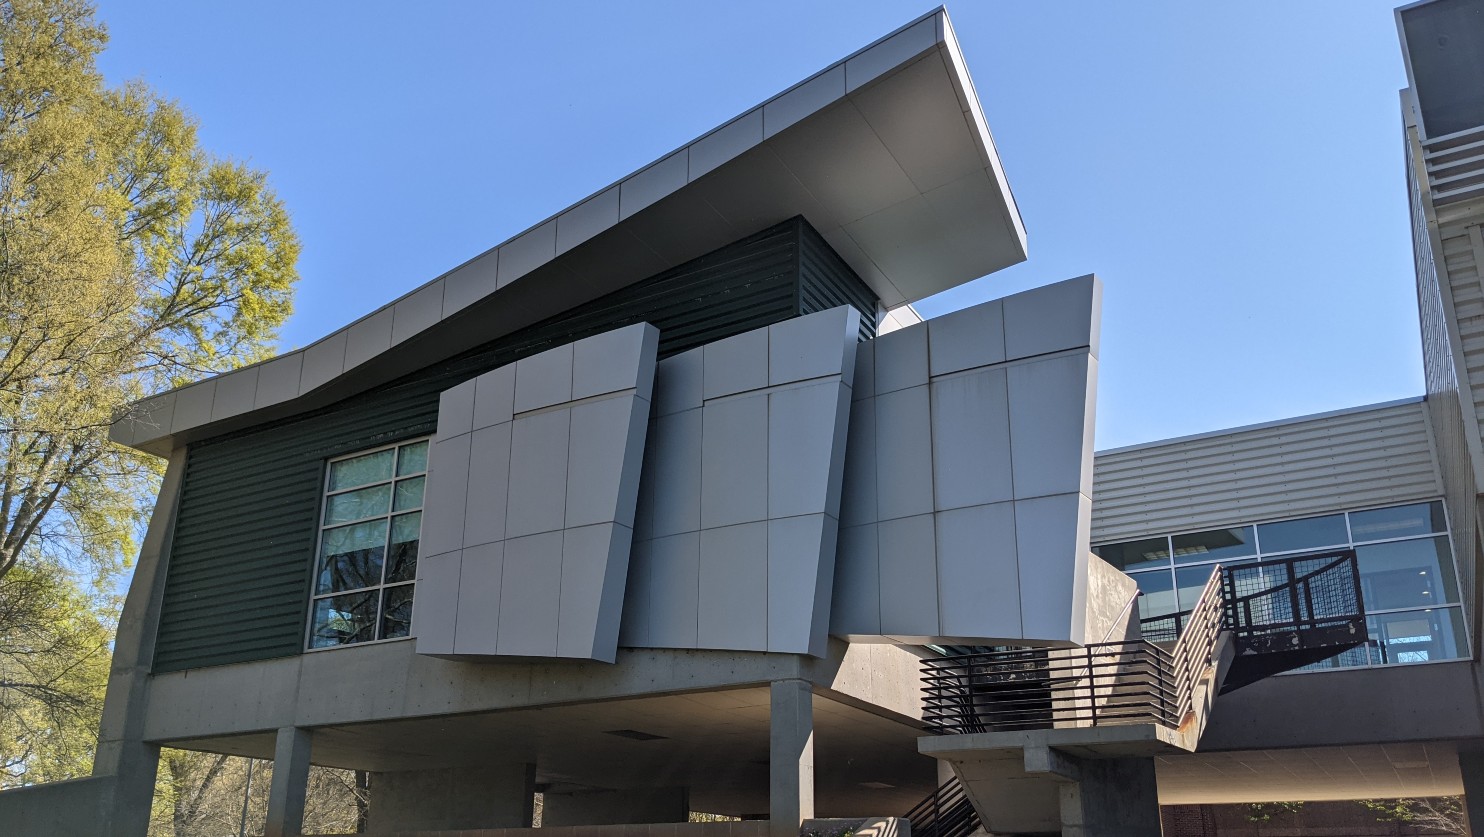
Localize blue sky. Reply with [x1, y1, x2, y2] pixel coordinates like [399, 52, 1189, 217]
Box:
[96, 1, 1418, 451]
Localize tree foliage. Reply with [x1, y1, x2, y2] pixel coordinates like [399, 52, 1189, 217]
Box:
[150, 750, 368, 836]
[0, 0, 299, 787]
[0, 0, 300, 584]
[1361, 797, 1468, 835]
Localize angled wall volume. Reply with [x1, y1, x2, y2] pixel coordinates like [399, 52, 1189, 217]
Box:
[412, 323, 659, 662]
[620, 306, 860, 658]
[831, 275, 1103, 647]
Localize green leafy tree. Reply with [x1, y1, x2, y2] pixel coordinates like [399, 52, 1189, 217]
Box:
[0, 0, 299, 786]
[1361, 797, 1467, 835]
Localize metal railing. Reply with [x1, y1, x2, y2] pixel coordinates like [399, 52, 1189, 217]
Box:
[1222, 549, 1364, 655]
[902, 776, 982, 837]
[923, 566, 1226, 735]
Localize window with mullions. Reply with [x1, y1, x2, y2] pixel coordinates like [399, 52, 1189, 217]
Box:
[1092, 500, 1467, 670]
[308, 439, 428, 649]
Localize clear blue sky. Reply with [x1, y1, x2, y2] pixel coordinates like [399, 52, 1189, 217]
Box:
[96, 1, 1418, 451]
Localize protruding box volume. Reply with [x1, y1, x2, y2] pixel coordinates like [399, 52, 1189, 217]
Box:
[623, 306, 861, 657]
[831, 275, 1105, 646]
[413, 323, 659, 663]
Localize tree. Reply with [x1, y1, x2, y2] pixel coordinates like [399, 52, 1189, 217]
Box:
[1361, 797, 1468, 835]
[0, 0, 299, 786]
[0, 0, 300, 586]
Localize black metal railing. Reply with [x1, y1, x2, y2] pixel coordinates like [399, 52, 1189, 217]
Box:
[1222, 549, 1365, 655]
[923, 567, 1226, 735]
[902, 776, 982, 837]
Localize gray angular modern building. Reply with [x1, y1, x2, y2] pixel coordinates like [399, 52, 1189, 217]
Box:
[4, 3, 1484, 836]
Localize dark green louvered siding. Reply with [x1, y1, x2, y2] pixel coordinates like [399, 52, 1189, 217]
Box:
[154, 217, 878, 673]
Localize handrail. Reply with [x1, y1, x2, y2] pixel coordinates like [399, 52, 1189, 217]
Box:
[922, 550, 1367, 736]
[902, 776, 982, 837]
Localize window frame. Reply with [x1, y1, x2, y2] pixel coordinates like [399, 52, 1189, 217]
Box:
[303, 437, 430, 653]
[1096, 498, 1470, 673]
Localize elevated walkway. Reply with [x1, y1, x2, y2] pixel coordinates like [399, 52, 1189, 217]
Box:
[908, 550, 1367, 836]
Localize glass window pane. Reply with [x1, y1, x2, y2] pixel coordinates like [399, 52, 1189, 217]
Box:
[393, 477, 425, 512]
[309, 592, 379, 648]
[329, 449, 394, 491]
[1094, 538, 1171, 572]
[1357, 536, 1460, 610]
[396, 441, 429, 477]
[386, 512, 421, 584]
[324, 483, 392, 525]
[380, 584, 414, 640]
[1370, 608, 1465, 664]
[317, 520, 388, 594]
[1298, 643, 1372, 671]
[1176, 564, 1225, 612]
[1257, 514, 1348, 554]
[1172, 527, 1256, 565]
[1132, 569, 1177, 620]
[1349, 501, 1447, 543]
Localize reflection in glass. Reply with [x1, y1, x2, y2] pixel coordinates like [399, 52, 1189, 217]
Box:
[324, 484, 392, 525]
[1370, 608, 1465, 664]
[317, 520, 387, 594]
[396, 441, 429, 477]
[380, 585, 414, 639]
[1133, 570, 1176, 620]
[1357, 537, 1460, 610]
[1256, 514, 1348, 554]
[1095, 538, 1171, 572]
[393, 477, 425, 512]
[1173, 527, 1255, 565]
[1349, 501, 1447, 543]
[386, 513, 421, 583]
[1175, 564, 1225, 612]
[1298, 643, 1372, 671]
[329, 449, 394, 491]
[310, 592, 379, 648]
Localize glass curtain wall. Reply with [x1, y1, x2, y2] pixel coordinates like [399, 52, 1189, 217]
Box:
[1093, 501, 1466, 669]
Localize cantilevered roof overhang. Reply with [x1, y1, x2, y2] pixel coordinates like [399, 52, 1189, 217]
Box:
[112, 7, 1025, 455]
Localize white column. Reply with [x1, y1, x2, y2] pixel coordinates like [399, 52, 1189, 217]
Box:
[770, 679, 815, 837]
[264, 726, 312, 837]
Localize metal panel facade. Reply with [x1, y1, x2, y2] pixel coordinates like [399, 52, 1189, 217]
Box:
[1090, 400, 1443, 545]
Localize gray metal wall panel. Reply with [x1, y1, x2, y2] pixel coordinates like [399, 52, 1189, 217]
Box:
[1090, 401, 1443, 545]
[156, 221, 881, 673]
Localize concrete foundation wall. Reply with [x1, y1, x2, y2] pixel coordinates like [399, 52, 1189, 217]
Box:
[370, 765, 535, 831]
[0, 776, 113, 837]
[541, 786, 688, 826]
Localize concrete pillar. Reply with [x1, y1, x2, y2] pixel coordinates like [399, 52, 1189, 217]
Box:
[1459, 750, 1484, 833]
[1059, 756, 1162, 837]
[542, 786, 688, 826]
[93, 449, 186, 837]
[264, 727, 313, 837]
[770, 679, 815, 837]
[369, 764, 536, 831]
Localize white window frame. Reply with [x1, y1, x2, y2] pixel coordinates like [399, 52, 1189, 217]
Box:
[304, 437, 429, 652]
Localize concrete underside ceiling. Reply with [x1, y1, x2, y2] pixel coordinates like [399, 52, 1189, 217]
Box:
[162, 688, 936, 818]
[1156, 741, 1463, 804]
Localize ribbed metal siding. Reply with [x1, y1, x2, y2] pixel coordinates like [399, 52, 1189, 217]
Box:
[796, 219, 878, 342]
[155, 218, 878, 672]
[1090, 401, 1444, 544]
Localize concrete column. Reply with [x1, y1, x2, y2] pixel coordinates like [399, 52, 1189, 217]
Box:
[770, 679, 815, 837]
[264, 726, 313, 837]
[93, 449, 186, 837]
[1059, 756, 1162, 837]
[369, 764, 536, 831]
[1459, 750, 1484, 833]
